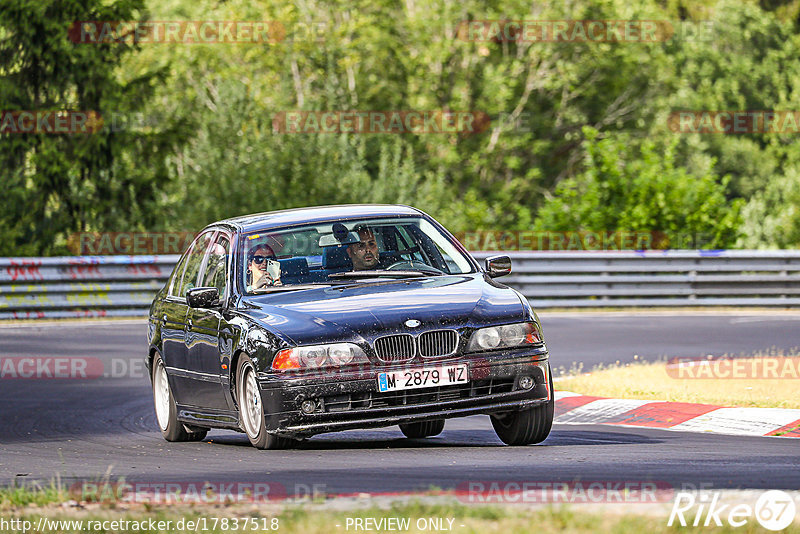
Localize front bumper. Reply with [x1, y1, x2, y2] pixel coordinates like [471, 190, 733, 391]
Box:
[257, 348, 550, 437]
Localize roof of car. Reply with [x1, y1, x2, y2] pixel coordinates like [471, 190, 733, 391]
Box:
[215, 204, 424, 233]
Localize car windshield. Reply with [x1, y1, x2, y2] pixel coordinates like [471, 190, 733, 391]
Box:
[240, 216, 475, 293]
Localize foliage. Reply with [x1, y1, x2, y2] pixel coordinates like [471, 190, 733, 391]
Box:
[738, 168, 800, 248]
[0, 0, 187, 256]
[534, 127, 742, 248]
[3, 0, 800, 254]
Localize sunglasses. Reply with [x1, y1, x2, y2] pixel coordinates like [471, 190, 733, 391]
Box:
[251, 255, 275, 264]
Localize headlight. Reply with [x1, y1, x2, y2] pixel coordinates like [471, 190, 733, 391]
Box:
[466, 322, 542, 352]
[299, 346, 328, 368]
[272, 343, 368, 370]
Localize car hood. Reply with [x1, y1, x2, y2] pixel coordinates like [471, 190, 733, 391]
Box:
[239, 274, 527, 345]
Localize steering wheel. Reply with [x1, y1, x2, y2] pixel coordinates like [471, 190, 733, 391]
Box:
[385, 260, 444, 273]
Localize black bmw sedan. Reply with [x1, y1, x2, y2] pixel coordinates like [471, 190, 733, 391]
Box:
[146, 205, 553, 449]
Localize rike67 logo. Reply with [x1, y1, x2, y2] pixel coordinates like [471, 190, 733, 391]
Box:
[669, 490, 797, 531]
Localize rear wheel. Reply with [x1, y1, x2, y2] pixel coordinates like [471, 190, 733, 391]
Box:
[490, 372, 554, 445]
[399, 419, 445, 439]
[152, 352, 208, 442]
[236, 355, 294, 450]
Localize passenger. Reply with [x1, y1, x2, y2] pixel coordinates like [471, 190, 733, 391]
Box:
[346, 226, 380, 271]
[247, 244, 282, 289]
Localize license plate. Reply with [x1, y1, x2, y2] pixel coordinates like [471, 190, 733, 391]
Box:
[377, 364, 468, 392]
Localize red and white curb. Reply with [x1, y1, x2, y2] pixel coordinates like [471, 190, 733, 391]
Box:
[554, 391, 800, 438]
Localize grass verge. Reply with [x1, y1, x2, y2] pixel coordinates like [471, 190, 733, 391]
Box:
[3, 493, 798, 534]
[556, 351, 800, 409]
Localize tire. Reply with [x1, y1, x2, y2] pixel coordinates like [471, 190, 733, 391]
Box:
[151, 352, 208, 442]
[399, 419, 445, 439]
[490, 371, 554, 446]
[236, 355, 294, 450]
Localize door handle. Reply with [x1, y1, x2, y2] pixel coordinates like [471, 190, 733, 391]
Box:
[161, 314, 167, 326]
[186, 318, 193, 329]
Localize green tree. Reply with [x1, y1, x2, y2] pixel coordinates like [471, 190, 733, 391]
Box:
[534, 127, 742, 248]
[0, 0, 183, 255]
[738, 168, 800, 248]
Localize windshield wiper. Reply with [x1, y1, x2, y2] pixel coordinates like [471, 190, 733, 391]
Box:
[409, 267, 447, 276]
[252, 282, 335, 293]
[328, 270, 431, 279]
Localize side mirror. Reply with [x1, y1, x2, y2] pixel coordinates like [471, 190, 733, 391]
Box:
[484, 255, 512, 278]
[186, 287, 220, 308]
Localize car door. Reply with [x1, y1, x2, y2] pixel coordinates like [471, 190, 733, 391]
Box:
[183, 231, 231, 410]
[163, 230, 214, 407]
[159, 248, 192, 381]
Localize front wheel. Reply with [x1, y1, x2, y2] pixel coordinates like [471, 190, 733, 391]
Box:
[490, 374, 554, 445]
[236, 355, 294, 450]
[152, 352, 207, 442]
[399, 419, 445, 439]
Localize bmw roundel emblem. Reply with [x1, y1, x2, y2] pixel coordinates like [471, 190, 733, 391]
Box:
[405, 319, 421, 328]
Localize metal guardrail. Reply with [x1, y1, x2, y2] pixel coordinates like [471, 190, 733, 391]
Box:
[0, 256, 179, 320]
[489, 250, 800, 308]
[1, 251, 800, 319]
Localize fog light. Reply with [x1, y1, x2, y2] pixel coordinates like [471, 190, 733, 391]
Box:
[301, 399, 317, 414]
[518, 376, 534, 390]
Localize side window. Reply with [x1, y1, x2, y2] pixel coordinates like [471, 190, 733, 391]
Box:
[394, 226, 425, 262]
[178, 231, 214, 297]
[201, 234, 230, 296]
[168, 252, 191, 297]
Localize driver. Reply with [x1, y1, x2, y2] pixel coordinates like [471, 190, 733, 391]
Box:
[346, 226, 380, 271]
[247, 243, 282, 289]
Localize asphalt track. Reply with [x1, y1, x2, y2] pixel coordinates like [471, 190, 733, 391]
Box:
[1, 313, 799, 494]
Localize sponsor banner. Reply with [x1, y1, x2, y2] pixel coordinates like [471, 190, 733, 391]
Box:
[272, 111, 491, 134]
